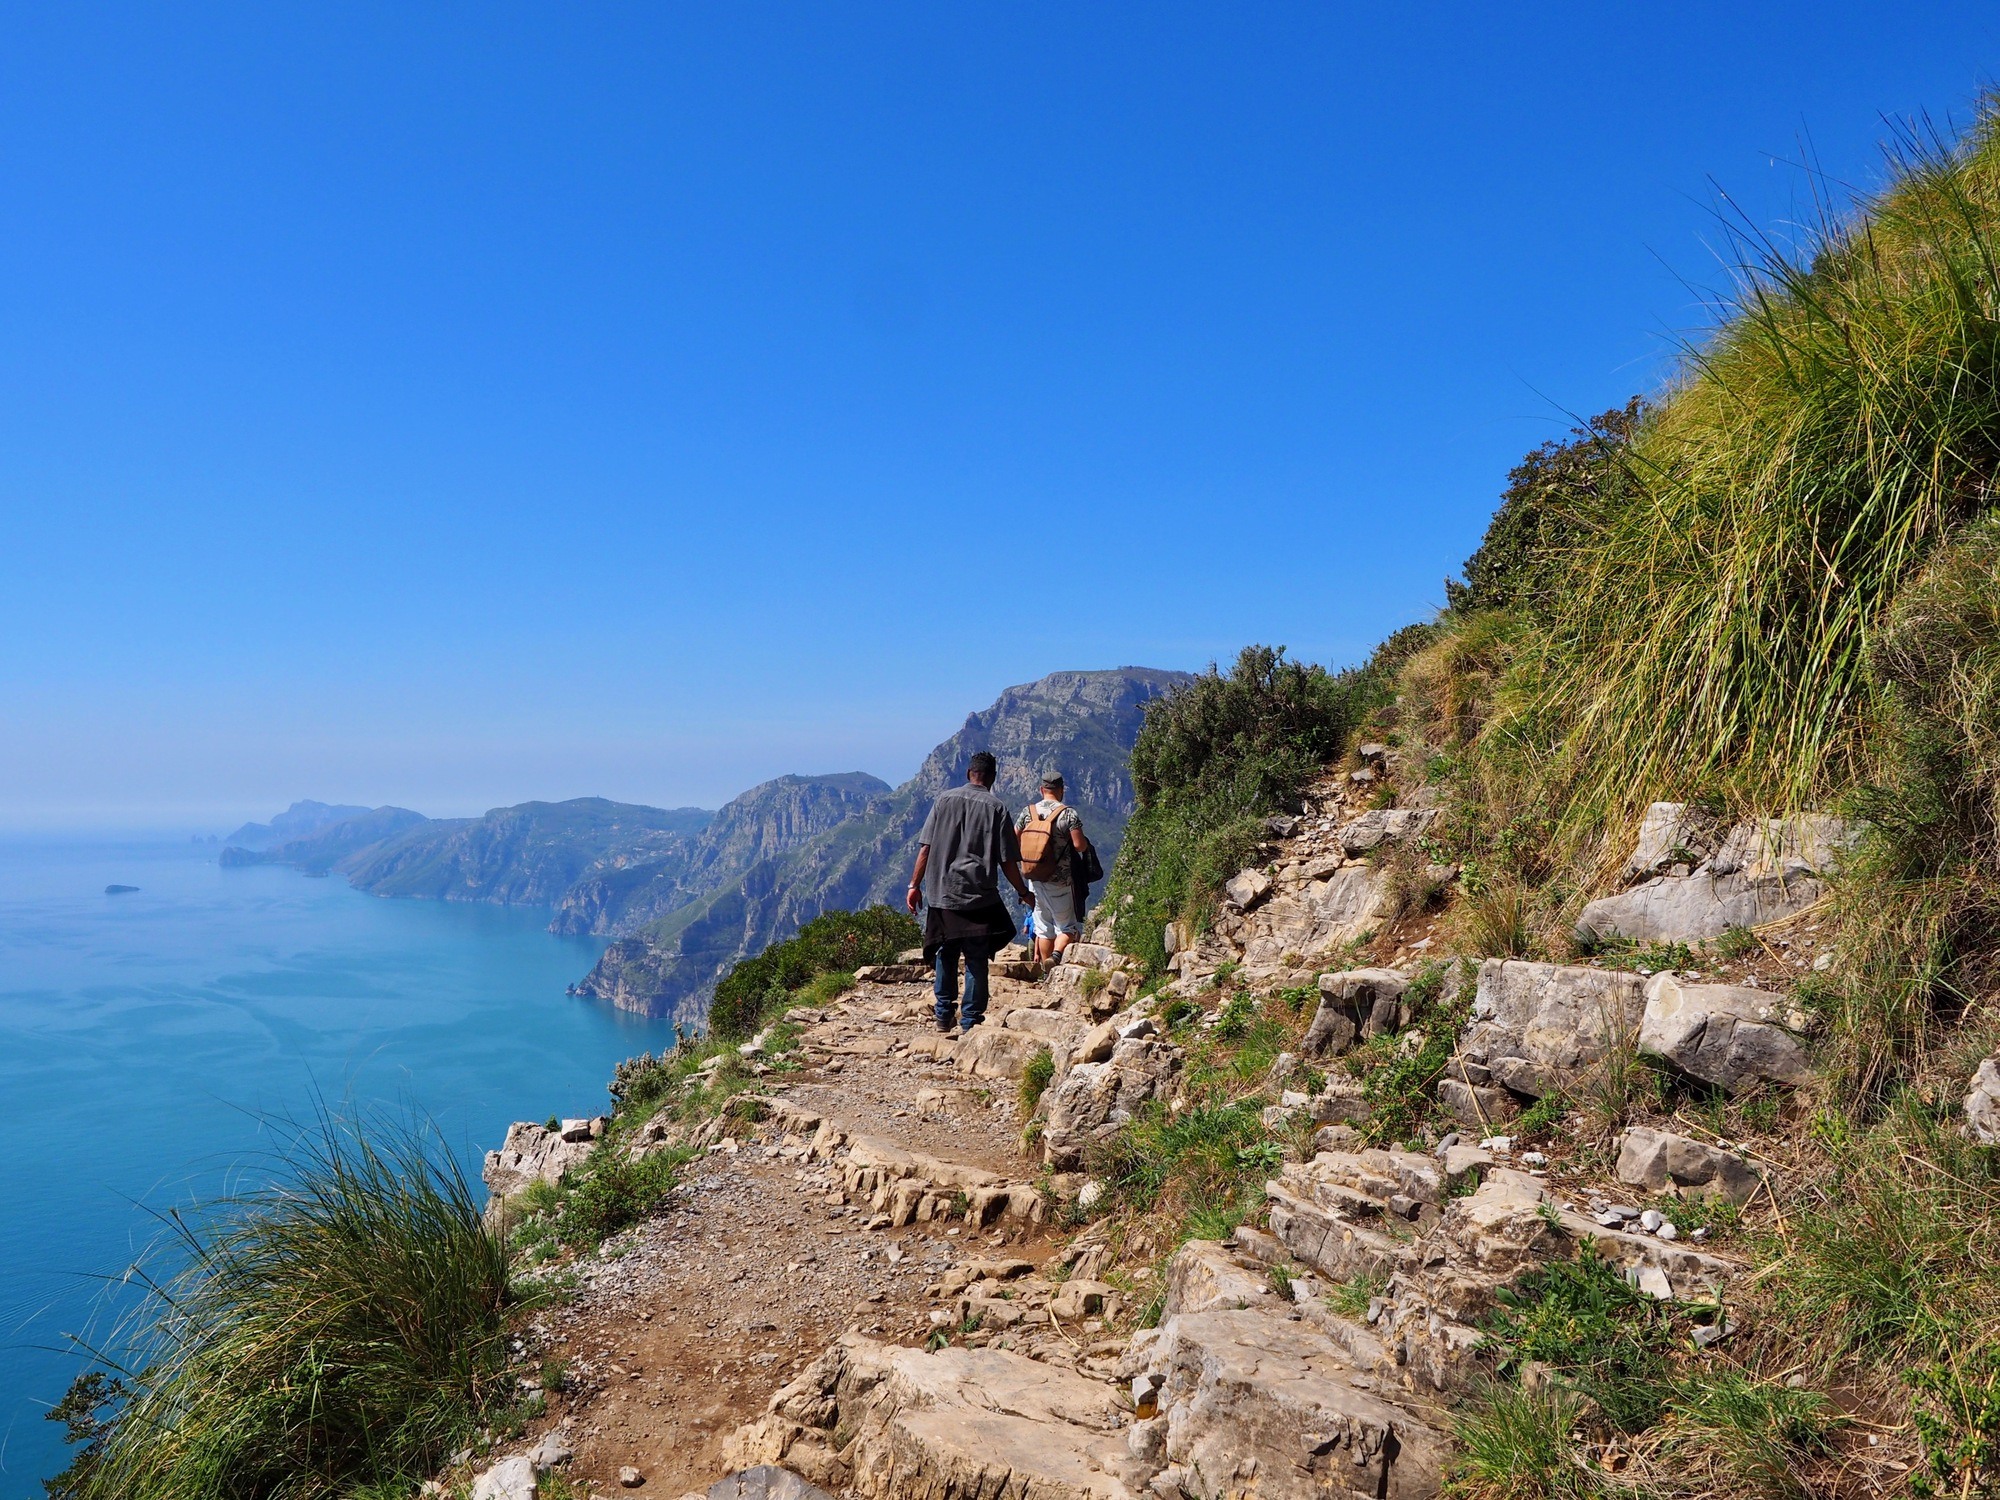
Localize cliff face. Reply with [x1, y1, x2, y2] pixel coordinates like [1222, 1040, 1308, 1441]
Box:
[219, 806, 432, 873]
[548, 773, 891, 937]
[222, 799, 374, 852]
[340, 798, 713, 906]
[571, 668, 1191, 1021]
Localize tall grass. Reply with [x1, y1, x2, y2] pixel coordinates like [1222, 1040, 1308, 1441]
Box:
[60, 1112, 519, 1500]
[1483, 109, 2000, 847]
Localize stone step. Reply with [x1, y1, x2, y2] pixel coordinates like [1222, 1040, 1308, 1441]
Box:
[724, 1334, 1157, 1500]
[756, 1101, 1047, 1228]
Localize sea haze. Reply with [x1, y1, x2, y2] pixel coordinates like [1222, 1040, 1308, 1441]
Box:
[0, 838, 676, 1490]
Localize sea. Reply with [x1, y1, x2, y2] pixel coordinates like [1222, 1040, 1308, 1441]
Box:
[0, 837, 679, 1495]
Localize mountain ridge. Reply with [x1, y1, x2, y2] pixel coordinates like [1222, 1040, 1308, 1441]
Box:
[572, 667, 1192, 1020]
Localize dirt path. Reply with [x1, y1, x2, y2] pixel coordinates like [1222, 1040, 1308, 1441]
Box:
[524, 977, 1059, 1498]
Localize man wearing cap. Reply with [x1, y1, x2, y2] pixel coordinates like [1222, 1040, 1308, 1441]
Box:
[1017, 770, 1090, 964]
[907, 751, 1035, 1036]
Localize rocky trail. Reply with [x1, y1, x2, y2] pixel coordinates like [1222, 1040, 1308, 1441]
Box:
[464, 753, 1892, 1500]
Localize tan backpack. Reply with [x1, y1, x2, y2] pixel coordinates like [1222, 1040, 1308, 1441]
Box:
[1017, 801, 1071, 881]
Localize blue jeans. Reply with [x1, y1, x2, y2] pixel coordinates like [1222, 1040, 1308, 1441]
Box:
[933, 940, 990, 1030]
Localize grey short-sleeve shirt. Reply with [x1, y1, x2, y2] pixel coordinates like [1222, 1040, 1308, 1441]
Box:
[917, 782, 1021, 911]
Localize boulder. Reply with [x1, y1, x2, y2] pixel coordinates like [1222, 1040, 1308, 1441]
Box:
[1335, 807, 1438, 856]
[1638, 974, 1812, 1093]
[953, 1024, 1051, 1080]
[1461, 961, 1645, 1099]
[707, 1467, 837, 1500]
[853, 962, 933, 984]
[1964, 1054, 2000, 1145]
[1576, 813, 1855, 946]
[482, 1121, 595, 1207]
[1147, 1307, 1448, 1500]
[740, 1334, 1158, 1500]
[1042, 1038, 1179, 1168]
[471, 1457, 538, 1500]
[1614, 1127, 1763, 1204]
[1224, 869, 1274, 911]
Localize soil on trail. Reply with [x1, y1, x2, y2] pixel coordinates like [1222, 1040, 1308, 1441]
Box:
[526, 977, 1055, 1498]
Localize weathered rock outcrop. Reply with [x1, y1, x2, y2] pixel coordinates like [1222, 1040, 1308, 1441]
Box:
[1041, 1037, 1179, 1168]
[482, 1118, 603, 1209]
[1575, 810, 1854, 946]
[1637, 973, 1813, 1092]
[1460, 960, 1645, 1099]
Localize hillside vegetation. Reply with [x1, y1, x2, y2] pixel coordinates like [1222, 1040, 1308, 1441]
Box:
[1098, 108, 2000, 1498]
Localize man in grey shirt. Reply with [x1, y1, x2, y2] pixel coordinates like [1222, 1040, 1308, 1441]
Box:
[906, 751, 1033, 1034]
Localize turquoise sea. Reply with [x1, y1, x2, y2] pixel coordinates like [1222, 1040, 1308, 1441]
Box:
[0, 838, 678, 1495]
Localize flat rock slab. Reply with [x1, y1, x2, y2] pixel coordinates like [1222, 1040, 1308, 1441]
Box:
[707, 1466, 836, 1500]
[743, 1334, 1158, 1500]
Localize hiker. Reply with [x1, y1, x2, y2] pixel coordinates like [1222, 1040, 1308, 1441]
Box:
[1015, 770, 1090, 964]
[907, 751, 1034, 1035]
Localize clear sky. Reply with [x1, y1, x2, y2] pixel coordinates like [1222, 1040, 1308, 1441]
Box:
[3, 4, 1996, 830]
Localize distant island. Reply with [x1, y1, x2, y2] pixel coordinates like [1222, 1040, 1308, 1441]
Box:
[103, 885, 139, 895]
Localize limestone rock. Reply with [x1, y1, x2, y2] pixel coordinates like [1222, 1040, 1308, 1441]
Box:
[1305, 968, 1411, 1054]
[706, 1467, 836, 1500]
[527, 1428, 574, 1470]
[1638, 974, 1812, 1093]
[746, 1334, 1158, 1500]
[1576, 813, 1855, 946]
[471, 1457, 538, 1500]
[1162, 1239, 1274, 1316]
[1461, 961, 1645, 1099]
[1964, 1054, 2000, 1144]
[954, 1023, 1050, 1080]
[1621, 802, 1714, 880]
[483, 1121, 595, 1207]
[1224, 869, 1273, 911]
[1614, 1127, 1763, 1204]
[1147, 1307, 1448, 1500]
[620, 1467, 645, 1488]
[1043, 1038, 1179, 1168]
[1335, 807, 1438, 856]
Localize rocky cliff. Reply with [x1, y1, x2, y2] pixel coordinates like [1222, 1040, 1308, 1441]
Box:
[549, 773, 892, 937]
[219, 805, 432, 873]
[221, 799, 375, 852]
[572, 668, 1191, 1022]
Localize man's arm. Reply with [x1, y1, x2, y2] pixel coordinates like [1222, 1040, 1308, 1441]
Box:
[907, 845, 930, 914]
[1000, 858, 1033, 907]
[1069, 825, 1088, 852]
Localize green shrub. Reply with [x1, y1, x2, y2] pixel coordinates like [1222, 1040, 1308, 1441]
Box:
[1019, 1047, 1056, 1114]
[708, 905, 918, 1039]
[1482, 1246, 1678, 1434]
[1108, 639, 1428, 970]
[552, 1142, 694, 1246]
[49, 1114, 519, 1500]
[1448, 1383, 1599, 1500]
[1446, 399, 1646, 618]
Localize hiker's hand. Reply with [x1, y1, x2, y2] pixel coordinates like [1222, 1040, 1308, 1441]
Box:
[906, 884, 920, 914]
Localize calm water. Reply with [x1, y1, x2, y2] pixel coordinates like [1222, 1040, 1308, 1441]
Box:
[0, 839, 677, 1494]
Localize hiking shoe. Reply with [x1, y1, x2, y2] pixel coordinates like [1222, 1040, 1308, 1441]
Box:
[935, 1015, 958, 1035]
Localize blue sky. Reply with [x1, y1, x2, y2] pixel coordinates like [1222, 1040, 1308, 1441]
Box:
[3, 4, 1996, 829]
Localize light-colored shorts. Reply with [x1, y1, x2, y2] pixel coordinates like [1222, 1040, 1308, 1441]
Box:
[1030, 881, 1082, 939]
